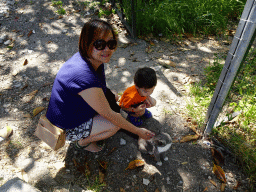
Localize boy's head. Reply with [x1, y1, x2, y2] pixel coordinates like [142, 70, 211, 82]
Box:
[134, 67, 157, 97]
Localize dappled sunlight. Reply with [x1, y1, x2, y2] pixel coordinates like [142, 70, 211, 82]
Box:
[46, 42, 59, 52]
[197, 45, 213, 53]
[118, 57, 126, 66]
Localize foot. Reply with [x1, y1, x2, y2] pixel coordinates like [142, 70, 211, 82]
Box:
[128, 115, 143, 126]
[75, 141, 102, 152]
[143, 109, 152, 119]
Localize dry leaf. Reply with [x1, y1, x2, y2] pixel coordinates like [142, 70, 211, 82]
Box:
[99, 170, 105, 183]
[213, 164, 226, 183]
[27, 30, 33, 37]
[203, 187, 208, 192]
[181, 162, 188, 165]
[73, 158, 90, 176]
[107, 147, 117, 156]
[23, 59, 28, 66]
[155, 189, 160, 192]
[145, 46, 153, 53]
[23, 113, 31, 118]
[120, 188, 125, 192]
[98, 160, 108, 170]
[221, 183, 226, 191]
[32, 107, 45, 117]
[125, 159, 145, 170]
[21, 83, 28, 90]
[149, 41, 155, 46]
[189, 126, 200, 135]
[23, 90, 38, 103]
[211, 148, 224, 165]
[209, 179, 217, 187]
[180, 134, 199, 143]
[157, 58, 176, 68]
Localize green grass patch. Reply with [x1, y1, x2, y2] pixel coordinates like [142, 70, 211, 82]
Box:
[119, 0, 246, 37]
[187, 48, 256, 188]
[51, 0, 66, 15]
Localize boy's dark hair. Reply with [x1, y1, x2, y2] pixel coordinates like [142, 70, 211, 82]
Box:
[79, 19, 117, 59]
[134, 67, 157, 89]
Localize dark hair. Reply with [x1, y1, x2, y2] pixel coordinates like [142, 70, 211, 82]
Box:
[79, 19, 117, 59]
[134, 67, 157, 89]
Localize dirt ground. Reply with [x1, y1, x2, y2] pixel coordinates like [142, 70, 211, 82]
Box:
[0, 0, 252, 191]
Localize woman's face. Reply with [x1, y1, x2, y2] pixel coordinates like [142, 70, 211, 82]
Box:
[89, 31, 116, 66]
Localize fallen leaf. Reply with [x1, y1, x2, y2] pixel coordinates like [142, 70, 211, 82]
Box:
[203, 187, 208, 192]
[73, 158, 90, 176]
[189, 126, 200, 135]
[27, 30, 33, 37]
[172, 139, 179, 143]
[23, 90, 38, 103]
[155, 189, 160, 192]
[21, 83, 28, 90]
[145, 46, 154, 53]
[125, 159, 145, 170]
[120, 188, 125, 192]
[157, 58, 176, 68]
[149, 41, 155, 46]
[32, 106, 45, 117]
[23, 113, 31, 118]
[23, 59, 28, 66]
[209, 179, 217, 187]
[213, 164, 226, 183]
[107, 147, 117, 156]
[181, 162, 188, 165]
[99, 170, 104, 183]
[180, 134, 199, 143]
[221, 183, 226, 191]
[98, 160, 108, 170]
[211, 147, 224, 165]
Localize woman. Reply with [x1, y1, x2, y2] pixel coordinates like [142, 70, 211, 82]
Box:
[46, 19, 155, 152]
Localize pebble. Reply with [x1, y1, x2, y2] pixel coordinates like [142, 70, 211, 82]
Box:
[143, 178, 150, 185]
[0, 34, 7, 44]
[120, 138, 126, 145]
[156, 161, 162, 166]
[4, 40, 11, 45]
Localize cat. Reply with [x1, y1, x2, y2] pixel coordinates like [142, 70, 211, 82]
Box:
[138, 132, 172, 162]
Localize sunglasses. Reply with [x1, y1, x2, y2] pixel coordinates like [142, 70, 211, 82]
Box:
[93, 39, 117, 50]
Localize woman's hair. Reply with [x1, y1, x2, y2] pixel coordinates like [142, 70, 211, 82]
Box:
[79, 19, 117, 59]
[134, 67, 157, 89]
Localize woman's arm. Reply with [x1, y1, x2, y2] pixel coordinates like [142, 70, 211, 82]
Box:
[79, 87, 155, 140]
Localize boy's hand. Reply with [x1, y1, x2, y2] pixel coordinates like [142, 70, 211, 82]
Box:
[135, 103, 146, 112]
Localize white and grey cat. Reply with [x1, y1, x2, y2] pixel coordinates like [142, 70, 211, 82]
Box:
[138, 132, 172, 162]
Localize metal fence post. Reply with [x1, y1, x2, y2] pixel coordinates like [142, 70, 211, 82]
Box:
[204, 0, 256, 136]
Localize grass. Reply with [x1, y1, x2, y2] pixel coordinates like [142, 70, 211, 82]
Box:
[186, 48, 256, 189]
[51, 0, 66, 15]
[118, 0, 246, 37]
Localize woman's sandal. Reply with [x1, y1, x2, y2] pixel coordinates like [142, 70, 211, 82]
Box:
[74, 140, 105, 152]
[74, 140, 91, 150]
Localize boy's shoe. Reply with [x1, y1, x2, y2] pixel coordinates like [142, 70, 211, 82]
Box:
[143, 109, 152, 119]
[128, 115, 143, 126]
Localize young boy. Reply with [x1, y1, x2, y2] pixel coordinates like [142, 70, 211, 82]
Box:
[119, 67, 157, 126]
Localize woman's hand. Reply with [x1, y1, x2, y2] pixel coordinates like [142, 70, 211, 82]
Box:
[137, 128, 155, 140]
